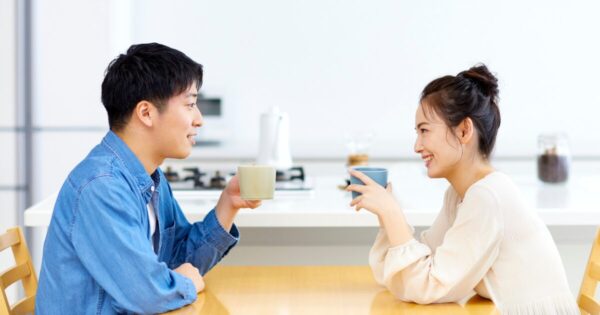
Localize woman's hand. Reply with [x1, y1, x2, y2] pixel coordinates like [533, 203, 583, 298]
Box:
[346, 169, 401, 218]
[346, 169, 414, 246]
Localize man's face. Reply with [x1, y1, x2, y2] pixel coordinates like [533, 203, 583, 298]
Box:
[152, 82, 203, 159]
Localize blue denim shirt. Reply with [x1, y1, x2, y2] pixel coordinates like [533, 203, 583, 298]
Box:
[36, 131, 239, 314]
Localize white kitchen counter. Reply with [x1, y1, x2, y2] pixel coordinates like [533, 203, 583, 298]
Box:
[24, 160, 600, 296]
[24, 161, 600, 228]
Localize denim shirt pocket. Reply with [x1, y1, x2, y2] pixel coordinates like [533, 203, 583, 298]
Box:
[158, 223, 177, 266]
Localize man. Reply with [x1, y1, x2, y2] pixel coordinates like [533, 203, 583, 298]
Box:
[36, 43, 261, 314]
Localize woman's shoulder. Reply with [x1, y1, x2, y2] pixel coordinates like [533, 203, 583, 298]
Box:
[474, 171, 518, 191]
[466, 171, 521, 204]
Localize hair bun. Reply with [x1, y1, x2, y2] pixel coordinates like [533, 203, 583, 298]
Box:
[458, 64, 498, 98]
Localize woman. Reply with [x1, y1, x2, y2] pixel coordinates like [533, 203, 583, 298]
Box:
[347, 64, 578, 314]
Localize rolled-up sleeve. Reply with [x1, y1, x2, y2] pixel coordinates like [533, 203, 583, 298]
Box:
[369, 186, 503, 304]
[166, 185, 239, 275]
[184, 208, 239, 275]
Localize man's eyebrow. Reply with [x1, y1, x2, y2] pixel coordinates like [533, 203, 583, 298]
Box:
[187, 92, 198, 98]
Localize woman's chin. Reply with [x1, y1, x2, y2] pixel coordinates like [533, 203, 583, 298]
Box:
[426, 168, 442, 178]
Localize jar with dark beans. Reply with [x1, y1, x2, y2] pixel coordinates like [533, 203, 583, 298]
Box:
[537, 134, 570, 184]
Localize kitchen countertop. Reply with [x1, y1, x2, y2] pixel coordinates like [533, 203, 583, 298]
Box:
[24, 160, 600, 228]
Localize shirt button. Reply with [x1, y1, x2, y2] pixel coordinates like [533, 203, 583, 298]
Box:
[151, 185, 155, 192]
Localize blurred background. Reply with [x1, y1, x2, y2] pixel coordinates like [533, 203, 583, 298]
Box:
[2, 0, 600, 302]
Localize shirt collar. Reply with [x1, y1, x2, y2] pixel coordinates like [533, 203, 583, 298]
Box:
[101, 131, 161, 199]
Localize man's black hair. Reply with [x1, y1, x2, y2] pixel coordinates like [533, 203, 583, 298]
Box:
[101, 43, 203, 130]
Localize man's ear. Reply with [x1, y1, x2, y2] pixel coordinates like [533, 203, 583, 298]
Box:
[457, 117, 475, 144]
[133, 100, 155, 127]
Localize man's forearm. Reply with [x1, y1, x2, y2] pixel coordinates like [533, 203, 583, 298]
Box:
[215, 197, 238, 232]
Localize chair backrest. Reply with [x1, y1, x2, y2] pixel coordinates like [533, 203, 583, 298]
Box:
[579, 227, 600, 314]
[0, 227, 37, 315]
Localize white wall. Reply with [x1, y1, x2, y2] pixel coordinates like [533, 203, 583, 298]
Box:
[0, 0, 20, 304]
[29, 0, 114, 270]
[28, 0, 600, 197]
[129, 0, 600, 158]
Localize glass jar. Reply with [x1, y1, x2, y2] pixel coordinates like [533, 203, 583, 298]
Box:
[345, 132, 373, 167]
[537, 133, 571, 183]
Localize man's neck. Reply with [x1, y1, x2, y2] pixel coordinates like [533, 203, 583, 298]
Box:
[114, 129, 162, 175]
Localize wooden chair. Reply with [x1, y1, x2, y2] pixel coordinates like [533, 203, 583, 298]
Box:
[0, 227, 37, 315]
[579, 227, 600, 314]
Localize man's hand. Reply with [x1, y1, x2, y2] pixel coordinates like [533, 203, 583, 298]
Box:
[216, 175, 262, 231]
[173, 263, 205, 293]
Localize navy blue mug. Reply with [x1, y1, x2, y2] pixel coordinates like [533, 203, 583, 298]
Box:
[349, 167, 388, 199]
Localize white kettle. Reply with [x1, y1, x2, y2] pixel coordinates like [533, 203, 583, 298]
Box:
[257, 106, 293, 170]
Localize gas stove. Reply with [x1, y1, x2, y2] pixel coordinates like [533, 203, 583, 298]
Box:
[162, 166, 314, 199]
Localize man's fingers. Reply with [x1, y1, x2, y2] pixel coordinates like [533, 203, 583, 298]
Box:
[246, 200, 262, 209]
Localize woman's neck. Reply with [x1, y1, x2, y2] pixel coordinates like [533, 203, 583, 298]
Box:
[446, 157, 495, 200]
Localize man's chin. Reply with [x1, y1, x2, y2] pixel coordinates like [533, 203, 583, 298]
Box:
[169, 149, 192, 160]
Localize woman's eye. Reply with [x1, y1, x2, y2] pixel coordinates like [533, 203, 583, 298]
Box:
[188, 103, 196, 108]
[420, 128, 428, 134]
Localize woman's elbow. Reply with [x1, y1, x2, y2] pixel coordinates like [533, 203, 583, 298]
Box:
[387, 283, 447, 305]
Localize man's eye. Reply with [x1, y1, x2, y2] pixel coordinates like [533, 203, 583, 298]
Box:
[420, 129, 427, 133]
[188, 103, 196, 108]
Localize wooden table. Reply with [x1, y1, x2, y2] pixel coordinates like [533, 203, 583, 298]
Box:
[162, 266, 499, 315]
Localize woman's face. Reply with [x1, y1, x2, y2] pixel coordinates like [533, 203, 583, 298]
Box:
[413, 103, 463, 178]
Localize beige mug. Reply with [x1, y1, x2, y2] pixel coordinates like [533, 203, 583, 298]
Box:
[237, 165, 276, 200]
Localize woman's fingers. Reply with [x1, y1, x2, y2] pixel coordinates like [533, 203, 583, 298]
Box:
[348, 169, 376, 185]
[350, 195, 363, 207]
[346, 184, 367, 193]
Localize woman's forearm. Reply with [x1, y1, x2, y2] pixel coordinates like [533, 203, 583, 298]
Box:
[379, 206, 414, 247]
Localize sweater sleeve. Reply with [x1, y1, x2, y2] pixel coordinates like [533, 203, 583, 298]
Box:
[420, 188, 455, 251]
[369, 185, 504, 304]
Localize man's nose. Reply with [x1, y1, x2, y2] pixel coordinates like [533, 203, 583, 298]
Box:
[193, 110, 203, 128]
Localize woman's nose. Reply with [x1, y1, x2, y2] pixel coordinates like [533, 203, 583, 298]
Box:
[414, 137, 423, 154]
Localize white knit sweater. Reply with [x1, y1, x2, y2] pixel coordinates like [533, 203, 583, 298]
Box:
[369, 172, 579, 314]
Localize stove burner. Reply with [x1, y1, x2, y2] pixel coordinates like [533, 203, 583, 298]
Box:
[276, 166, 305, 182]
[209, 171, 227, 189]
[183, 167, 207, 188]
[165, 166, 308, 190]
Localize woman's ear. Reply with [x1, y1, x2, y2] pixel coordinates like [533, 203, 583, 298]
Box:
[457, 117, 475, 144]
[134, 100, 155, 127]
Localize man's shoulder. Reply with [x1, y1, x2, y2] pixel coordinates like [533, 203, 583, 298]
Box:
[65, 144, 128, 192]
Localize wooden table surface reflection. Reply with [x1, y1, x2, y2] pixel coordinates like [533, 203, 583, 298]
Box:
[162, 266, 499, 315]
